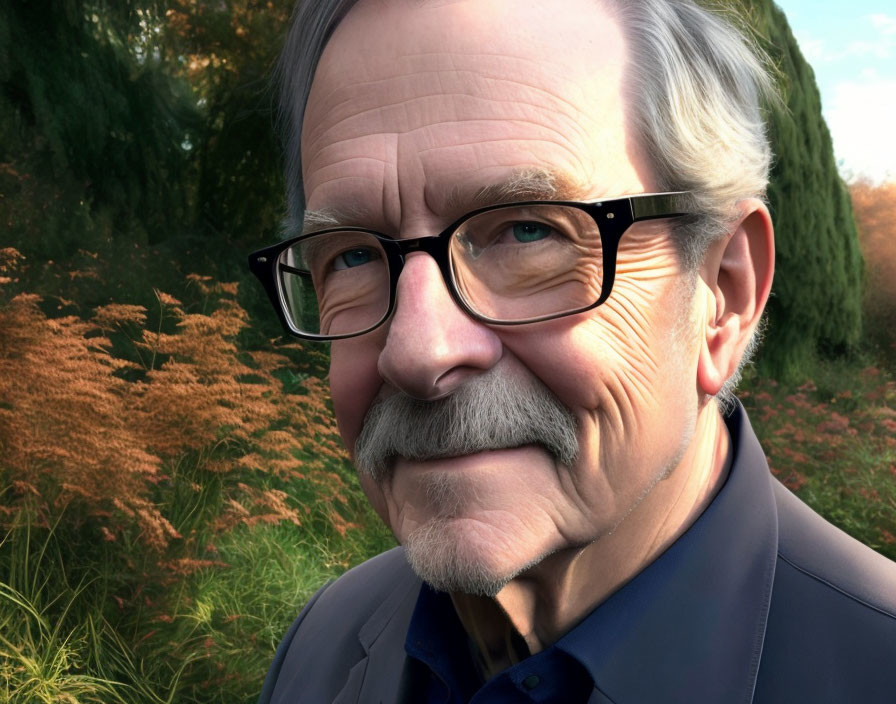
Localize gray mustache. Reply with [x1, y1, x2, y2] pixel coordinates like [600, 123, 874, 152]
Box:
[354, 366, 579, 480]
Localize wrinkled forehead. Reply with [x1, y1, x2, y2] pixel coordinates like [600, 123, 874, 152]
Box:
[303, 0, 628, 137]
[300, 0, 648, 225]
[310, 0, 622, 77]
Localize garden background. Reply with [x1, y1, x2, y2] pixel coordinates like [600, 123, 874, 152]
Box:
[1, 0, 894, 702]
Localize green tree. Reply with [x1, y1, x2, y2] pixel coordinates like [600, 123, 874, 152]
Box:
[742, 0, 864, 375]
[0, 0, 199, 258]
[155, 0, 292, 254]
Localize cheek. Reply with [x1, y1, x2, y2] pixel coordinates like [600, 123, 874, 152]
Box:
[328, 335, 384, 454]
[501, 315, 659, 417]
[501, 271, 693, 436]
[357, 471, 392, 527]
[329, 335, 394, 527]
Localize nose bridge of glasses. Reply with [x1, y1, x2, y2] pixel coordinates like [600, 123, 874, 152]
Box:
[391, 232, 445, 257]
[388, 232, 454, 282]
[383, 231, 473, 324]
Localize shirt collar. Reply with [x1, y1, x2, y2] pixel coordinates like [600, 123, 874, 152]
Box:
[406, 583, 484, 702]
[556, 401, 778, 703]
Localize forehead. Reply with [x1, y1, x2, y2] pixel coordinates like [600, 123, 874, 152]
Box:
[300, 0, 652, 228]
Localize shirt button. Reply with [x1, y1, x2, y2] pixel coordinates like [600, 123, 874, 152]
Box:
[522, 674, 541, 690]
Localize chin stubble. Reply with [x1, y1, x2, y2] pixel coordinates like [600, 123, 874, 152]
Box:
[353, 364, 580, 594]
[403, 515, 550, 597]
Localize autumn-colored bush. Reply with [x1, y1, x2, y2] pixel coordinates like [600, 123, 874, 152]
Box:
[850, 179, 896, 356]
[0, 247, 353, 557]
[741, 361, 896, 559]
[1, 247, 395, 702]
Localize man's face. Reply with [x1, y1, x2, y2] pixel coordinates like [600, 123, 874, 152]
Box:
[301, 0, 701, 592]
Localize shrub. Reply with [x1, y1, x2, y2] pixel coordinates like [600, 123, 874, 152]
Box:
[849, 179, 896, 361]
[0, 249, 393, 702]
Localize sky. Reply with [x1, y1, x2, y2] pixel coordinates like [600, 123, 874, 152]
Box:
[773, 0, 896, 183]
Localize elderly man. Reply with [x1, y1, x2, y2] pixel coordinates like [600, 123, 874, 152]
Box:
[249, 0, 896, 701]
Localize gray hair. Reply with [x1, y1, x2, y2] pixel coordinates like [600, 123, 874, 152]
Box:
[605, 0, 778, 270]
[274, 0, 778, 402]
[275, 0, 360, 233]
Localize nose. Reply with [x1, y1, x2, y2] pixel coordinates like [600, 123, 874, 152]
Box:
[378, 252, 503, 400]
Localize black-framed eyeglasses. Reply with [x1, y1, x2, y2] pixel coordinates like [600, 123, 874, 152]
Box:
[248, 192, 695, 341]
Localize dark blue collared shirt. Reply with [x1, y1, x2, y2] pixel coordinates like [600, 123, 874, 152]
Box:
[406, 583, 594, 703]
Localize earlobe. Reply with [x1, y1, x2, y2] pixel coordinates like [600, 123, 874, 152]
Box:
[696, 200, 775, 397]
[697, 305, 739, 396]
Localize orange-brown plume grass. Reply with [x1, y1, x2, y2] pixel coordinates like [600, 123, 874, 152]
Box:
[850, 179, 896, 352]
[0, 250, 352, 558]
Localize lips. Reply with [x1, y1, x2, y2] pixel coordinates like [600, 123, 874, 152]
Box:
[392, 445, 556, 502]
[392, 442, 543, 465]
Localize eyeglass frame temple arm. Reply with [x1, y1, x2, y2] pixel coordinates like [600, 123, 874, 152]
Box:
[629, 191, 695, 221]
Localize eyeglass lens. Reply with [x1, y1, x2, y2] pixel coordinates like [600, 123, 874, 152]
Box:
[277, 204, 604, 337]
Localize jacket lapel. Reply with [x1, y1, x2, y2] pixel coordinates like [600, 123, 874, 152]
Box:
[334, 569, 422, 704]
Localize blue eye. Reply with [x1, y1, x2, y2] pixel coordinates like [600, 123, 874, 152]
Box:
[333, 247, 379, 270]
[512, 222, 552, 243]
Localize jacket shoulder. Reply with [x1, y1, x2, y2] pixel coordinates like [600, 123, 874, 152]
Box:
[313, 546, 418, 627]
[755, 481, 896, 703]
[259, 546, 420, 704]
[772, 479, 896, 615]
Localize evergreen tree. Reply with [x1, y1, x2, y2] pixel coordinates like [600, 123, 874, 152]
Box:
[155, 1, 292, 253]
[743, 0, 864, 374]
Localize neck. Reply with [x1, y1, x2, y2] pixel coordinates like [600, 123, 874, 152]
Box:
[451, 400, 732, 664]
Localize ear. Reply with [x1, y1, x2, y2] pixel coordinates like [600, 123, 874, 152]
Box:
[696, 199, 775, 396]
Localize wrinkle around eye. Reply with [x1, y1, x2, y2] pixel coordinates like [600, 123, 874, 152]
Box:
[600, 281, 656, 330]
[585, 306, 663, 406]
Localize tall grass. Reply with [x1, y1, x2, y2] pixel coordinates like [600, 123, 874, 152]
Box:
[0, 518, 137, 704]
[0, 249, 394, 702]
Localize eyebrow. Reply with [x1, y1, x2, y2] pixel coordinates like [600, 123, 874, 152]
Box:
[442, 168, 591, 215]
[300, 207, 357, 234]
[299, 168, 591, 234]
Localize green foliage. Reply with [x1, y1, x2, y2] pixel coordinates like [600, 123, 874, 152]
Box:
[0, 265, 394, 702]
[0, 465, 394, 702]
[0, 519, 138, 704]
[0, 0, 200, 257]
[0, 0, 292, 333]
[155, 1, 292, 252]
[746, 1, 865, 376]
[1, 0, 869, 376]
[741, 359, 896, 560]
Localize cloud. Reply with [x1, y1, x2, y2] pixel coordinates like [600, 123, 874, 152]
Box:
[794, 14, 896, 63]
[870, 13, 896, 36]
[793, 31, 827, 63]
[784, 10, 896, 181]
[824, 73, 896, 182]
